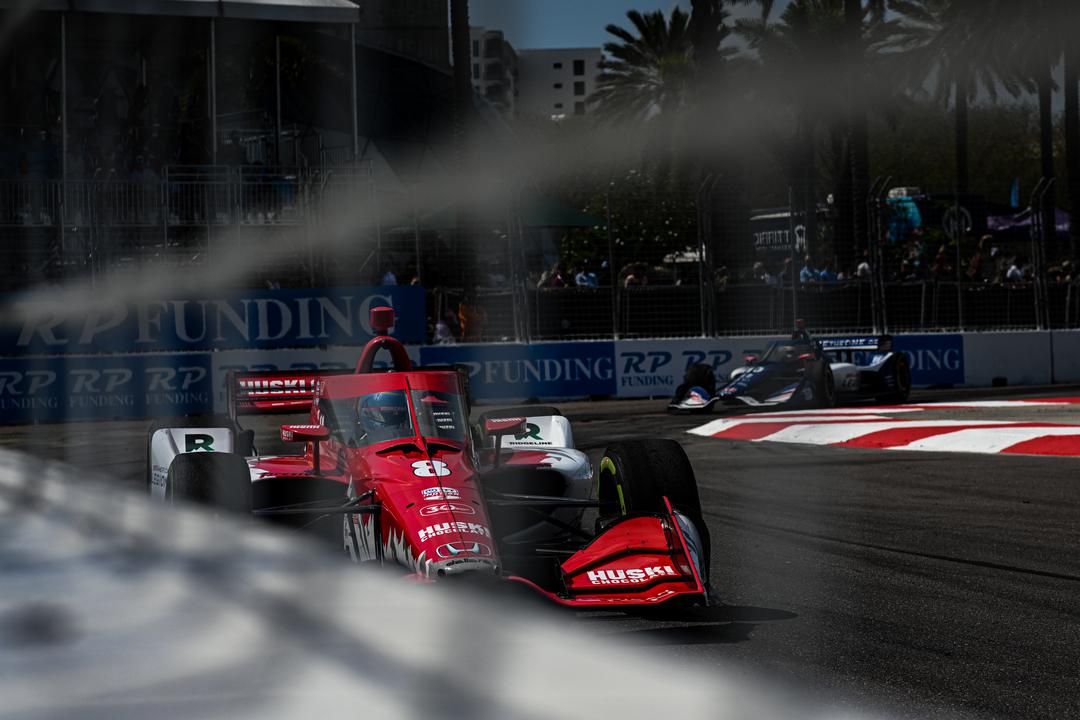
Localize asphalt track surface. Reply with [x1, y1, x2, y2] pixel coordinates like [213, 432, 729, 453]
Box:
[4, 387, 1080, 720]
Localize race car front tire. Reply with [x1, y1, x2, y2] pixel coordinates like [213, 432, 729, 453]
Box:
[166, 452, 252, 516]
[597, 440, 710, 584]
[672, 363, 717, 404]
[878, 353, 912, 404]
[812, 362, 838, 408]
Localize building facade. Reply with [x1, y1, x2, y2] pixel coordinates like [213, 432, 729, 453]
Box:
[469, 27, 518, 114]
[515, 48, 603, 120]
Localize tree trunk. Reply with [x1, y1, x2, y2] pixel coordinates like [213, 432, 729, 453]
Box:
[954, 75, 969, 197]
[1066, 43, 1079, 262]
[844, 0, 868, 271]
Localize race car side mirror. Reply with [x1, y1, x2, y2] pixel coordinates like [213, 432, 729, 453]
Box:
[484, 417, 527, 467]
[744, 355, 758, 365]
[281, 424, 331, 474]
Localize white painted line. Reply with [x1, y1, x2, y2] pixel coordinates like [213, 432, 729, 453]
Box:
[755, 420, 1018, 446]
[895, 426, 1080, 454]
[686, 414, 895, 437]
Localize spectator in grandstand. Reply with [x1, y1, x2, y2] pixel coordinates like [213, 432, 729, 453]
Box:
[410, 274, 421, 286]
[899, 259, 918, 282]
[929, 246, 953, 280]
[966, 236, 990, 282]
[751, 261, 773, 284]
[1006, 257, 1024, 282]
[799, 256, 818, 284]
[550, 263, 568, 287]
[433, 314, 456, 344]
[818, 260, 838, 284]
[715, 265, 730, 290]
[624, 265, 648, 288]
[458, 293, 488, 342]
[856, 250, 872, 281]
[382, 267, 398, 285]
[574, 261, 598, 288]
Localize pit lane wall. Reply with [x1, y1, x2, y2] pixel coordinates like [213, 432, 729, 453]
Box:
[1, 331, 1078, 422]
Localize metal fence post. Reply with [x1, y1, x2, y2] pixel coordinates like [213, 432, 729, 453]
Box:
[787, 186, 799, 328]
[605, 184, 619, 340]
[696, 175, 718, 338]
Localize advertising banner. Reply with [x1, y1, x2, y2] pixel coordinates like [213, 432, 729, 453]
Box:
[2, 285, 426, 356]
[892, 334, 964, 386]
[421, 342, 616, 401]
[615, 338, 783, 399]
[0, 353, 213, 423]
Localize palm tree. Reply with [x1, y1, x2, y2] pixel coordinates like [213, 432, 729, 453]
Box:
[590, 8, 696, 127]
[887, 0, 1022, 197]
[736, 0, 857, 256]
[1017, 0, 1080, 261]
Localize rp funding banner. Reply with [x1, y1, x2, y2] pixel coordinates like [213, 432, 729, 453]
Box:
[2, 286, 426, 355]
[0, 353, 213, 424]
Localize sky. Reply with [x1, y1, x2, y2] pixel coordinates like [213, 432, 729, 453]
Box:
[468, 0, 769, 51]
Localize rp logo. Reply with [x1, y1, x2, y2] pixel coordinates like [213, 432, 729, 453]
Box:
[514, 423, 542, 441]
[185, 434, 216, 453]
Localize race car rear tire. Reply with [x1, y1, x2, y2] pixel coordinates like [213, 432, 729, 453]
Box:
[672, 363, 716, 404]
[166, 452, 252, 516]
[146, 416, 254, 492]
[878, 353, 912, 404]
[812, 362, 837, 408]
[597, 440, 710, 583]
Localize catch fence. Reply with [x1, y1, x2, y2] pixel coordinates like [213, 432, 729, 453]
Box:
[2, 169, 1078, 342]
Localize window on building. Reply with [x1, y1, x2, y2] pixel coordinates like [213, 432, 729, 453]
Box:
[573, 59, 585, 76]
[574, 81, 585, 96]
[554, 103, 564, 109]
[574, 101, 586, 116]
[472, 40, 479, 57]
[473, 64, 480, 80]
[553, 83, 563, 89]
[553, 62, 563, 69]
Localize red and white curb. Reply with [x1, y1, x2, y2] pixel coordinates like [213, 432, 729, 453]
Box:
[688, 398, 1080, 457]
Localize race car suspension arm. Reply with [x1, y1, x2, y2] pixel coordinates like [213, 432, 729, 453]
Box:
[252, 491, 378, 517]
[485, 493, 613, 509]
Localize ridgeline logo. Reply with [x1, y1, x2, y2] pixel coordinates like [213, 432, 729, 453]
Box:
[515, 423, 542, 441]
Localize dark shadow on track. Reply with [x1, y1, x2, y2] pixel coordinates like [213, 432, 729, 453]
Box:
[618, 621, 757, 646]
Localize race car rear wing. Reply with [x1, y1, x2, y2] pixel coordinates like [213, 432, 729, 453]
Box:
[226, 369, 353, 417]
[818, 335, 892, 353]
[226, 363, 473, 418]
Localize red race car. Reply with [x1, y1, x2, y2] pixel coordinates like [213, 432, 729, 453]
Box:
[148, 308, 712, 608]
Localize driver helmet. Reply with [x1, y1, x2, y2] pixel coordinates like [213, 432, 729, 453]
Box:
[358, 392, 409, 431]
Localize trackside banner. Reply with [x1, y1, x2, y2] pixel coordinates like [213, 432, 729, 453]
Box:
[420, 343, 617, 401]
[1, 286, 425, 355]
[8, 329, 1056, 425]
[0, 354, 213, 423]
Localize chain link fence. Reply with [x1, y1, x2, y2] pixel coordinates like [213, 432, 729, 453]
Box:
[2, 169, 1078, 342]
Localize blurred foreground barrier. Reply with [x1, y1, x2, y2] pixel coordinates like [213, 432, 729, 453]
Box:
[0, 449, 829, 720]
